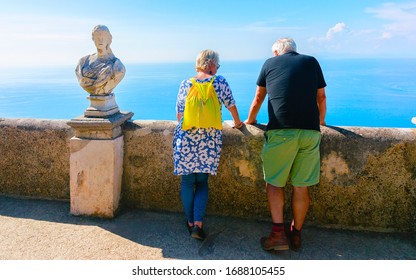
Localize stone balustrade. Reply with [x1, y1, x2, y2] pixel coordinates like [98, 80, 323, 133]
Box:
[1, 118, 415, 232]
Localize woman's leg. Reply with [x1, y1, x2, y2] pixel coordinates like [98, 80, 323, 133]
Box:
[181, 174, 196, 225]
[193, 173, 209, 227]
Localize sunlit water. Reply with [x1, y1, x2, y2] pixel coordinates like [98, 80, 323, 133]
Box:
[1, 58, 415, 128]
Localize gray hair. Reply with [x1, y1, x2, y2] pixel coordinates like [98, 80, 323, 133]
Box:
[272, 37, 297, 55]
[196, 49, 219, 72]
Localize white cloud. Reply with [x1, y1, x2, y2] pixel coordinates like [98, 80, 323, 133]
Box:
[326, 22, 347, 40]
[305, 3, 416, 57]
[381, 31, 393, 40]
[308, 22, 348, 42]
[366, 2, 416, 41]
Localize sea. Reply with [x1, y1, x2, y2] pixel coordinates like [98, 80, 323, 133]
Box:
[1, 58, 415, 128]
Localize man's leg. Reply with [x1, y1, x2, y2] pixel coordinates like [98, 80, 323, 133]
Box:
[260, 129, 295, 251]
[290, 186, 310, 251]
[292, 186, 310, 231]
[260, 183, 289, 251]
[267, 183, 285, 223]
[289, 130, 320, 251]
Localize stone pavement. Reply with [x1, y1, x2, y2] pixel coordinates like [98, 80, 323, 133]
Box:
[0, 195, 415, 260]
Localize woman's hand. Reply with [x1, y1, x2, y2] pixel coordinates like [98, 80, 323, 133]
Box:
[233, 121, 244, 129]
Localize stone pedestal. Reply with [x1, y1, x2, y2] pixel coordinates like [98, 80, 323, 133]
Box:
[67, 111, 133, 218]
[85, 93, 120, 118]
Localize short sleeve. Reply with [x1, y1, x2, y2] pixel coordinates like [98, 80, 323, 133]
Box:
[176, 79, 191, 114]
[214, 75, 235, 108]
[256, 62, 267, 87]
[314, 59, 327, 89]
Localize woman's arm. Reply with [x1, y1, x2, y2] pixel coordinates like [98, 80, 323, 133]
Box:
[227, 105, 243, 128]
[176, 113, 183, 122]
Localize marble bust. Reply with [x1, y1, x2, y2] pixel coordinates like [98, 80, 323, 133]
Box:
[75, 25, 125, 95]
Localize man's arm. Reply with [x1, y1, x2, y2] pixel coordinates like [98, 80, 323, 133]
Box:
[245, 86, 267, 124]
[317, 87, 327, 126]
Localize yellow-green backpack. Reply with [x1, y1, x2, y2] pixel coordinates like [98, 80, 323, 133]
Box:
[182, 76, 222, 130]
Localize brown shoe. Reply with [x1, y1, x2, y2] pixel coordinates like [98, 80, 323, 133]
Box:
[260, 231, 289, 251]
[289, 226, 302, 251]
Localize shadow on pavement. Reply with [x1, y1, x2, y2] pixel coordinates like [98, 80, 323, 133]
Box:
[0, 195, 415, 260]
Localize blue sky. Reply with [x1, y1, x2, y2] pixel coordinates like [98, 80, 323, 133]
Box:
[1, 0, 416, 67]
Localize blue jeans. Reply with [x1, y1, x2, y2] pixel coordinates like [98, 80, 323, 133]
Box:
[181, 173, 209, 223]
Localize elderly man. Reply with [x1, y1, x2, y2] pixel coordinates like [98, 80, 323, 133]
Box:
[245, 37, 327, 251]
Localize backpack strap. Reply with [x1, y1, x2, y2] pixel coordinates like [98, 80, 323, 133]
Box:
[189, 76, 216, 101]
[189, 75, 216, 85]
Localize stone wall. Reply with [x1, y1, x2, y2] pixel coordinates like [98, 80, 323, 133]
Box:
[1, 118, 415, 231]
[0, 118, 71, 199]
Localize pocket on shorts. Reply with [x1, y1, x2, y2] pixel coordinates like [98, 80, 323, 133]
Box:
[262, 130, 292, 161]
[266, 129, 295, 148]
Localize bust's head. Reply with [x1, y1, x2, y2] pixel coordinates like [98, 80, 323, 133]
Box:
[92, 25, 112, 51]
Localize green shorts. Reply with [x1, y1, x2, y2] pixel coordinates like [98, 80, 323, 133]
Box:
[261, 129, 321, 187]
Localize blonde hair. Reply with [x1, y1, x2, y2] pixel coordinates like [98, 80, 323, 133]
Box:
[195, 49, 219, 72]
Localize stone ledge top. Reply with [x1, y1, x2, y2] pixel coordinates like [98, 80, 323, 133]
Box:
[67, 111, 134, 130]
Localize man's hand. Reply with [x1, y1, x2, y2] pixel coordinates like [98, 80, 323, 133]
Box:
[244, 119, 257, 125]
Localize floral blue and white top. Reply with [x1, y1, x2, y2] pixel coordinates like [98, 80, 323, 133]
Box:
[173, 75, 236, 175]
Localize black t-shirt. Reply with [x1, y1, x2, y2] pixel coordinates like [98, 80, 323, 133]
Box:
[257, 52, 326, 131]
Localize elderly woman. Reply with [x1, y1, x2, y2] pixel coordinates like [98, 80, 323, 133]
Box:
[173, 49, 243, 240]
[75, 25, 125, 95]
